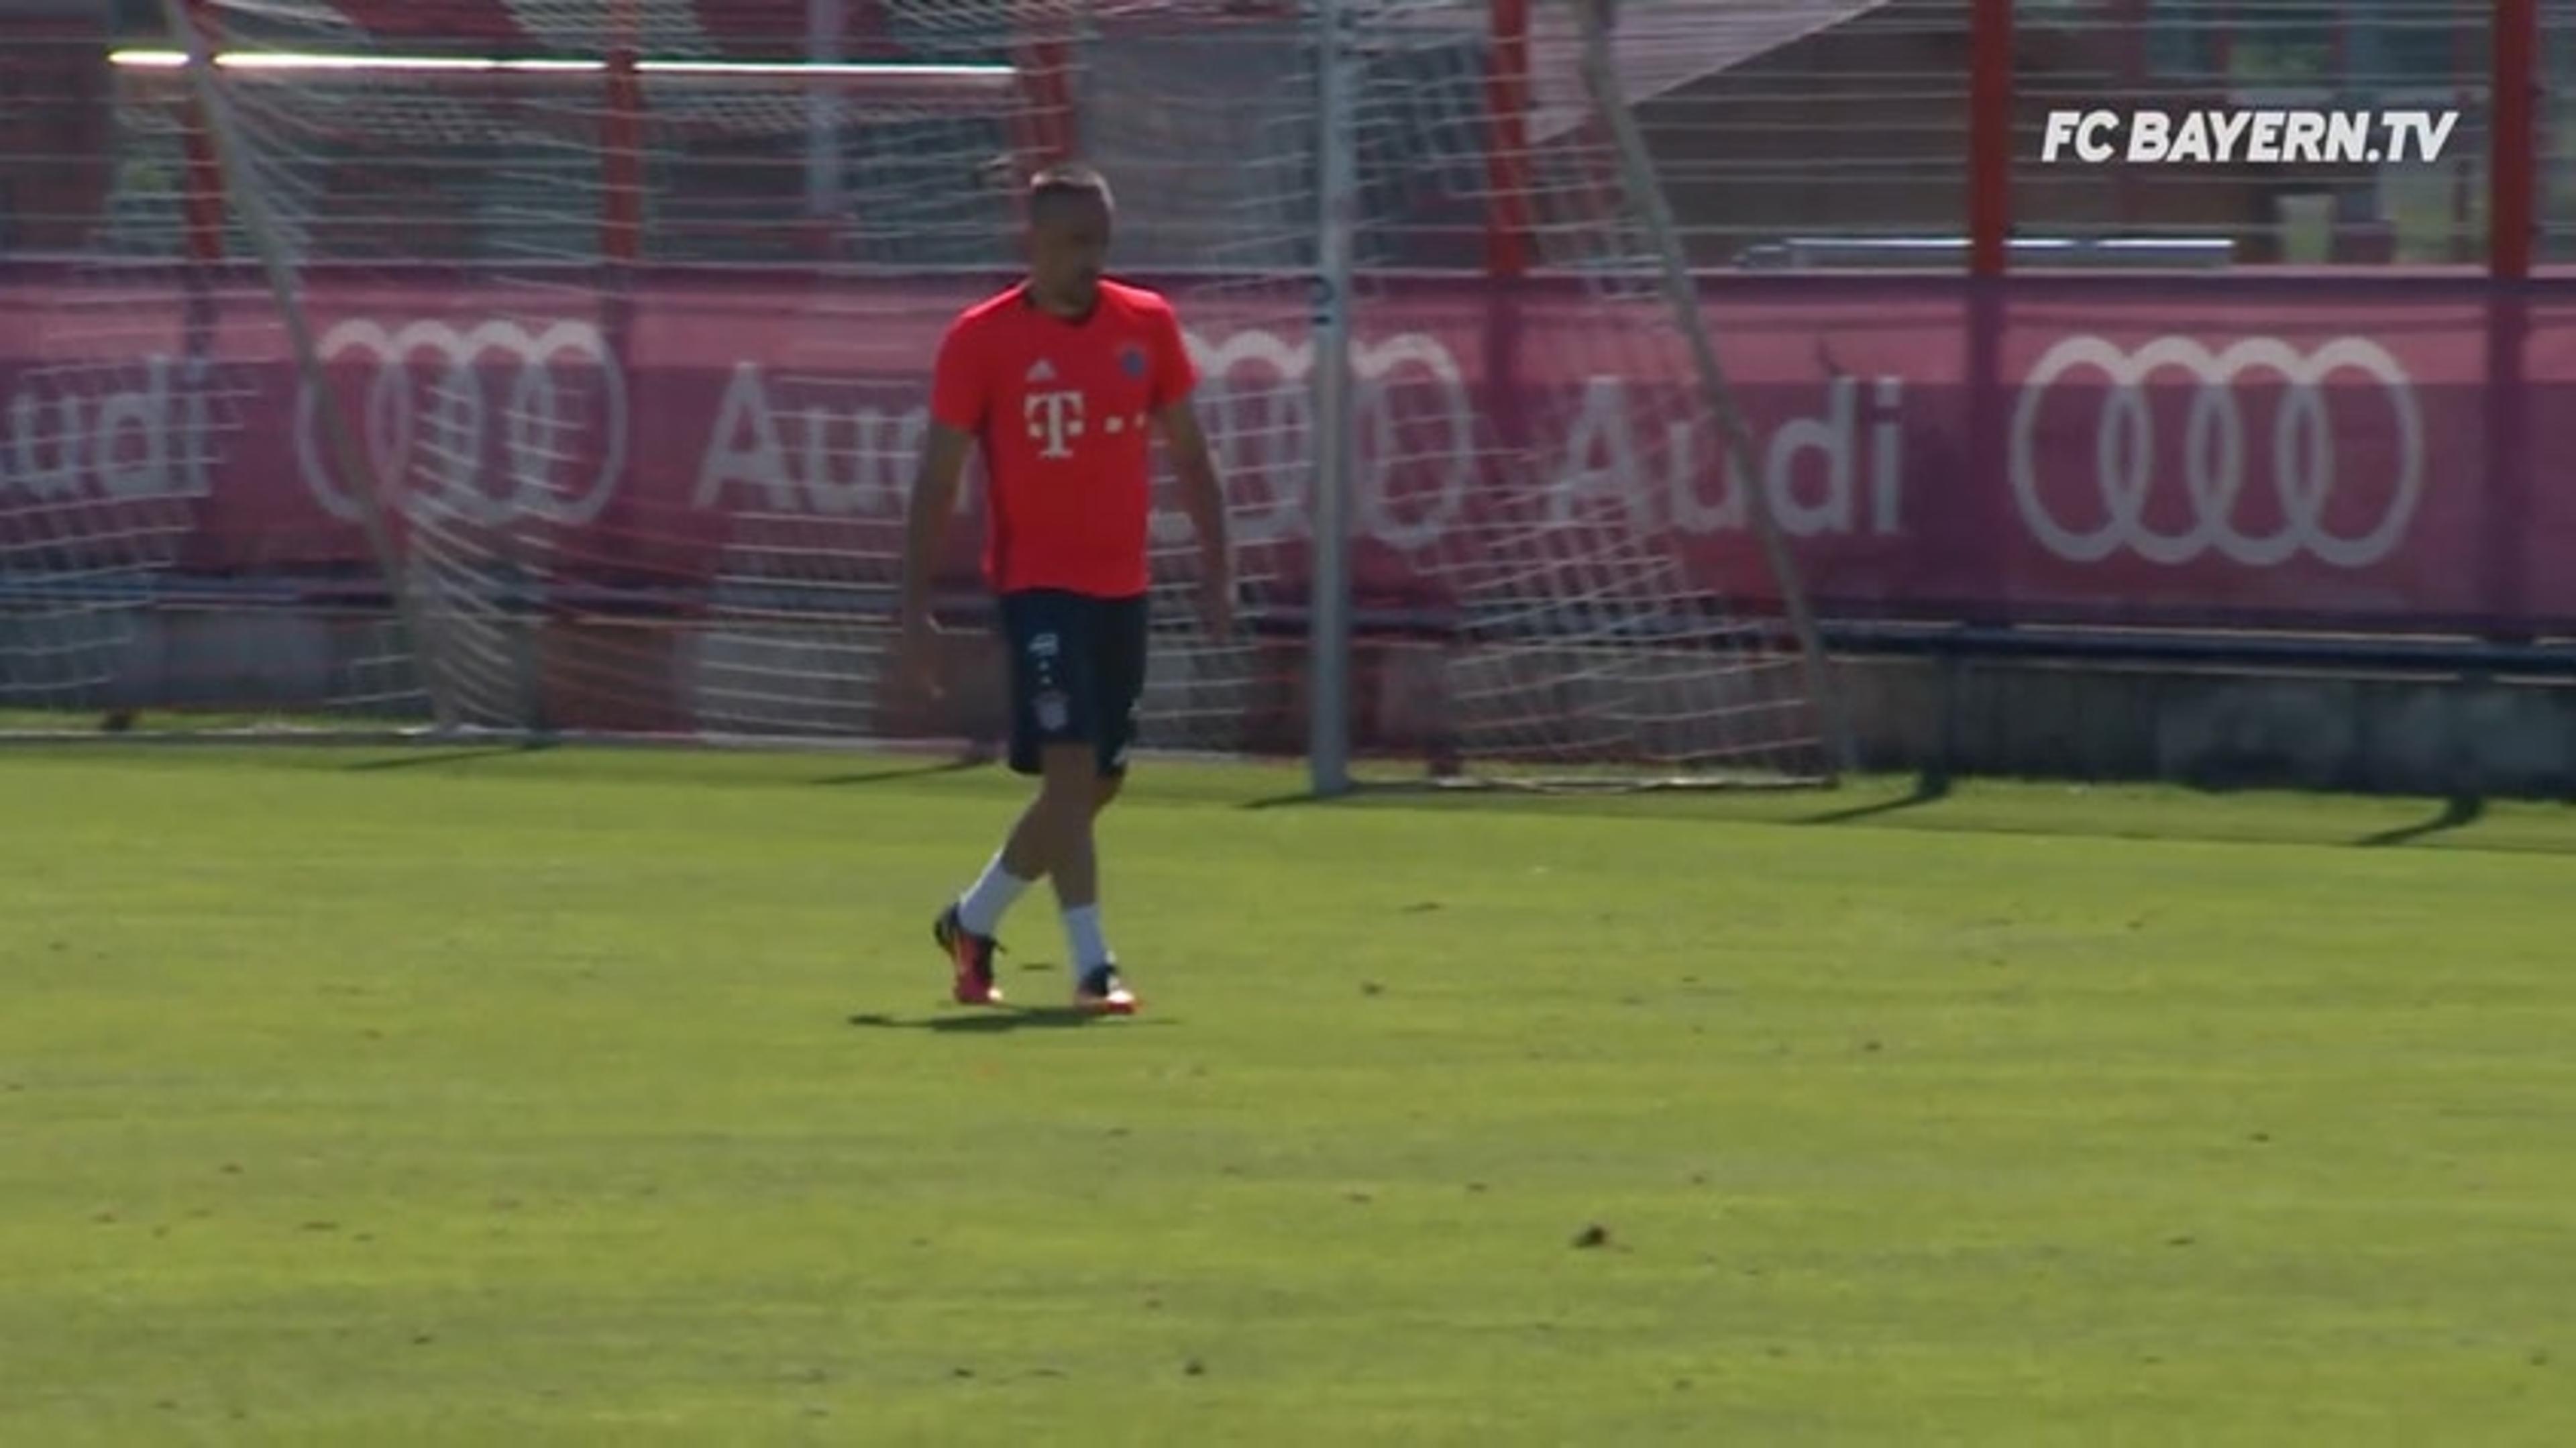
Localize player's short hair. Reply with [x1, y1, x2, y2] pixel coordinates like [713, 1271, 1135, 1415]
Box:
[1028, 164, 1115, 219]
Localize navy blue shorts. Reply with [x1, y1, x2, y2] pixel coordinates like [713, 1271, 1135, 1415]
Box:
[998, 589, 1150, 778]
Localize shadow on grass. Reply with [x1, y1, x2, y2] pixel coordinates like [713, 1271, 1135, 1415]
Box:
[342, 742, 560, 772]
[847, 1009, 1171, 1034]
[814, 754, 994, 787]
[1796, 772, 1951, 826]
[2355, 794, 2485, 848]
[1240, 774, 1872, 815]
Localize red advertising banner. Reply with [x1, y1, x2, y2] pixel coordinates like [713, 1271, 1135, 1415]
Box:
[3, 265, 2571, 633]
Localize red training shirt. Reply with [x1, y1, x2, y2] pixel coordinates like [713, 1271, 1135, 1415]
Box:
[928, 279, 1199, 599]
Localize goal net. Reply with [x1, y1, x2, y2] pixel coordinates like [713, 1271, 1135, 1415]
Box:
[2, 0, 1845, 788]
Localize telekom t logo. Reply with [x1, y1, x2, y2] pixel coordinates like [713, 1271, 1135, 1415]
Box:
[1026, 390, 1085, 459]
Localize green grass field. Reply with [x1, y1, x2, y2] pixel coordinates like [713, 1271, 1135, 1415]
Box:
[6, 744, 2575, 1445]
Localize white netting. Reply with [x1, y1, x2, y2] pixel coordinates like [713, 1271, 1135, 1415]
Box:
[0, 289, 208, 714]
[1, 0, 1843, 783]
[1, 16, 213, 716]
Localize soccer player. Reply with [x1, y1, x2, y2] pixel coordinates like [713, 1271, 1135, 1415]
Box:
[896, 165, 1232, 1016]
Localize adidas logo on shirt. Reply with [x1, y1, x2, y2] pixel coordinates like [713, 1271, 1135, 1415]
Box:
[1026, 359, 1058, 383]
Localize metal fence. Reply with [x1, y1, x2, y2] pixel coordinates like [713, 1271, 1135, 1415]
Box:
[4, 1, 2574, 679]
[3, 1, 2563, 270]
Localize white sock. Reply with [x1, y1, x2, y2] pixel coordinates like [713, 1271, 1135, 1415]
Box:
[955, 854, 1032, 936]
[1063, 904, 1112, 974]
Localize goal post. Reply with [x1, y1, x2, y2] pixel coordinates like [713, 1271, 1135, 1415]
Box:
[1316, 0, 1849, 792]
[1568, 0, 1855, 782]
[152, 0, 463, 734]
[3, 0, 1847, 791]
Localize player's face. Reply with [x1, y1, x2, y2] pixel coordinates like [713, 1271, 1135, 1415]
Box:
[1027, 193, 1113, 312]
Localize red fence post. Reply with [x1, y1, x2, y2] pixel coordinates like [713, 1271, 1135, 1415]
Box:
[559, 0, 653, 730]
[2485, 0, 2536, 634]
[2490, 0, 2536, 282]
[1964, 0, 2012, 624]
[1484, 0, 1530, 279]
[1968, 0, 2012, 276]
[602, 0, 644, 266]
[1010, 0, 1078, 172]
[178, 0, 225, 266]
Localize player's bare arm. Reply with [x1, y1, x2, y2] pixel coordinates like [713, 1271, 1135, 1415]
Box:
[897, 419, 975, 687]
[1157, 398, 1233, 637]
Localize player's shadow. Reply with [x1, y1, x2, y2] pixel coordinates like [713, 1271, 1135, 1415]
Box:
[2354, 793, 2484, 847]
[1796, 772, 1951, 825]
[343, 741, 560, 772]
[812, 754, 993, 787]
[846, 1008, 1168, 1035]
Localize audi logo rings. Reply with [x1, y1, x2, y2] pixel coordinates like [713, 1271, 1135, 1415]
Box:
[2009, 335, 2424, 569]
[295, 318, 627, 529]
[1187, 328, 1475, 553]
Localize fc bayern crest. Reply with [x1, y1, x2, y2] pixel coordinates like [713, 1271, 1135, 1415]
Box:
[1118, 344, 1148, 378]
